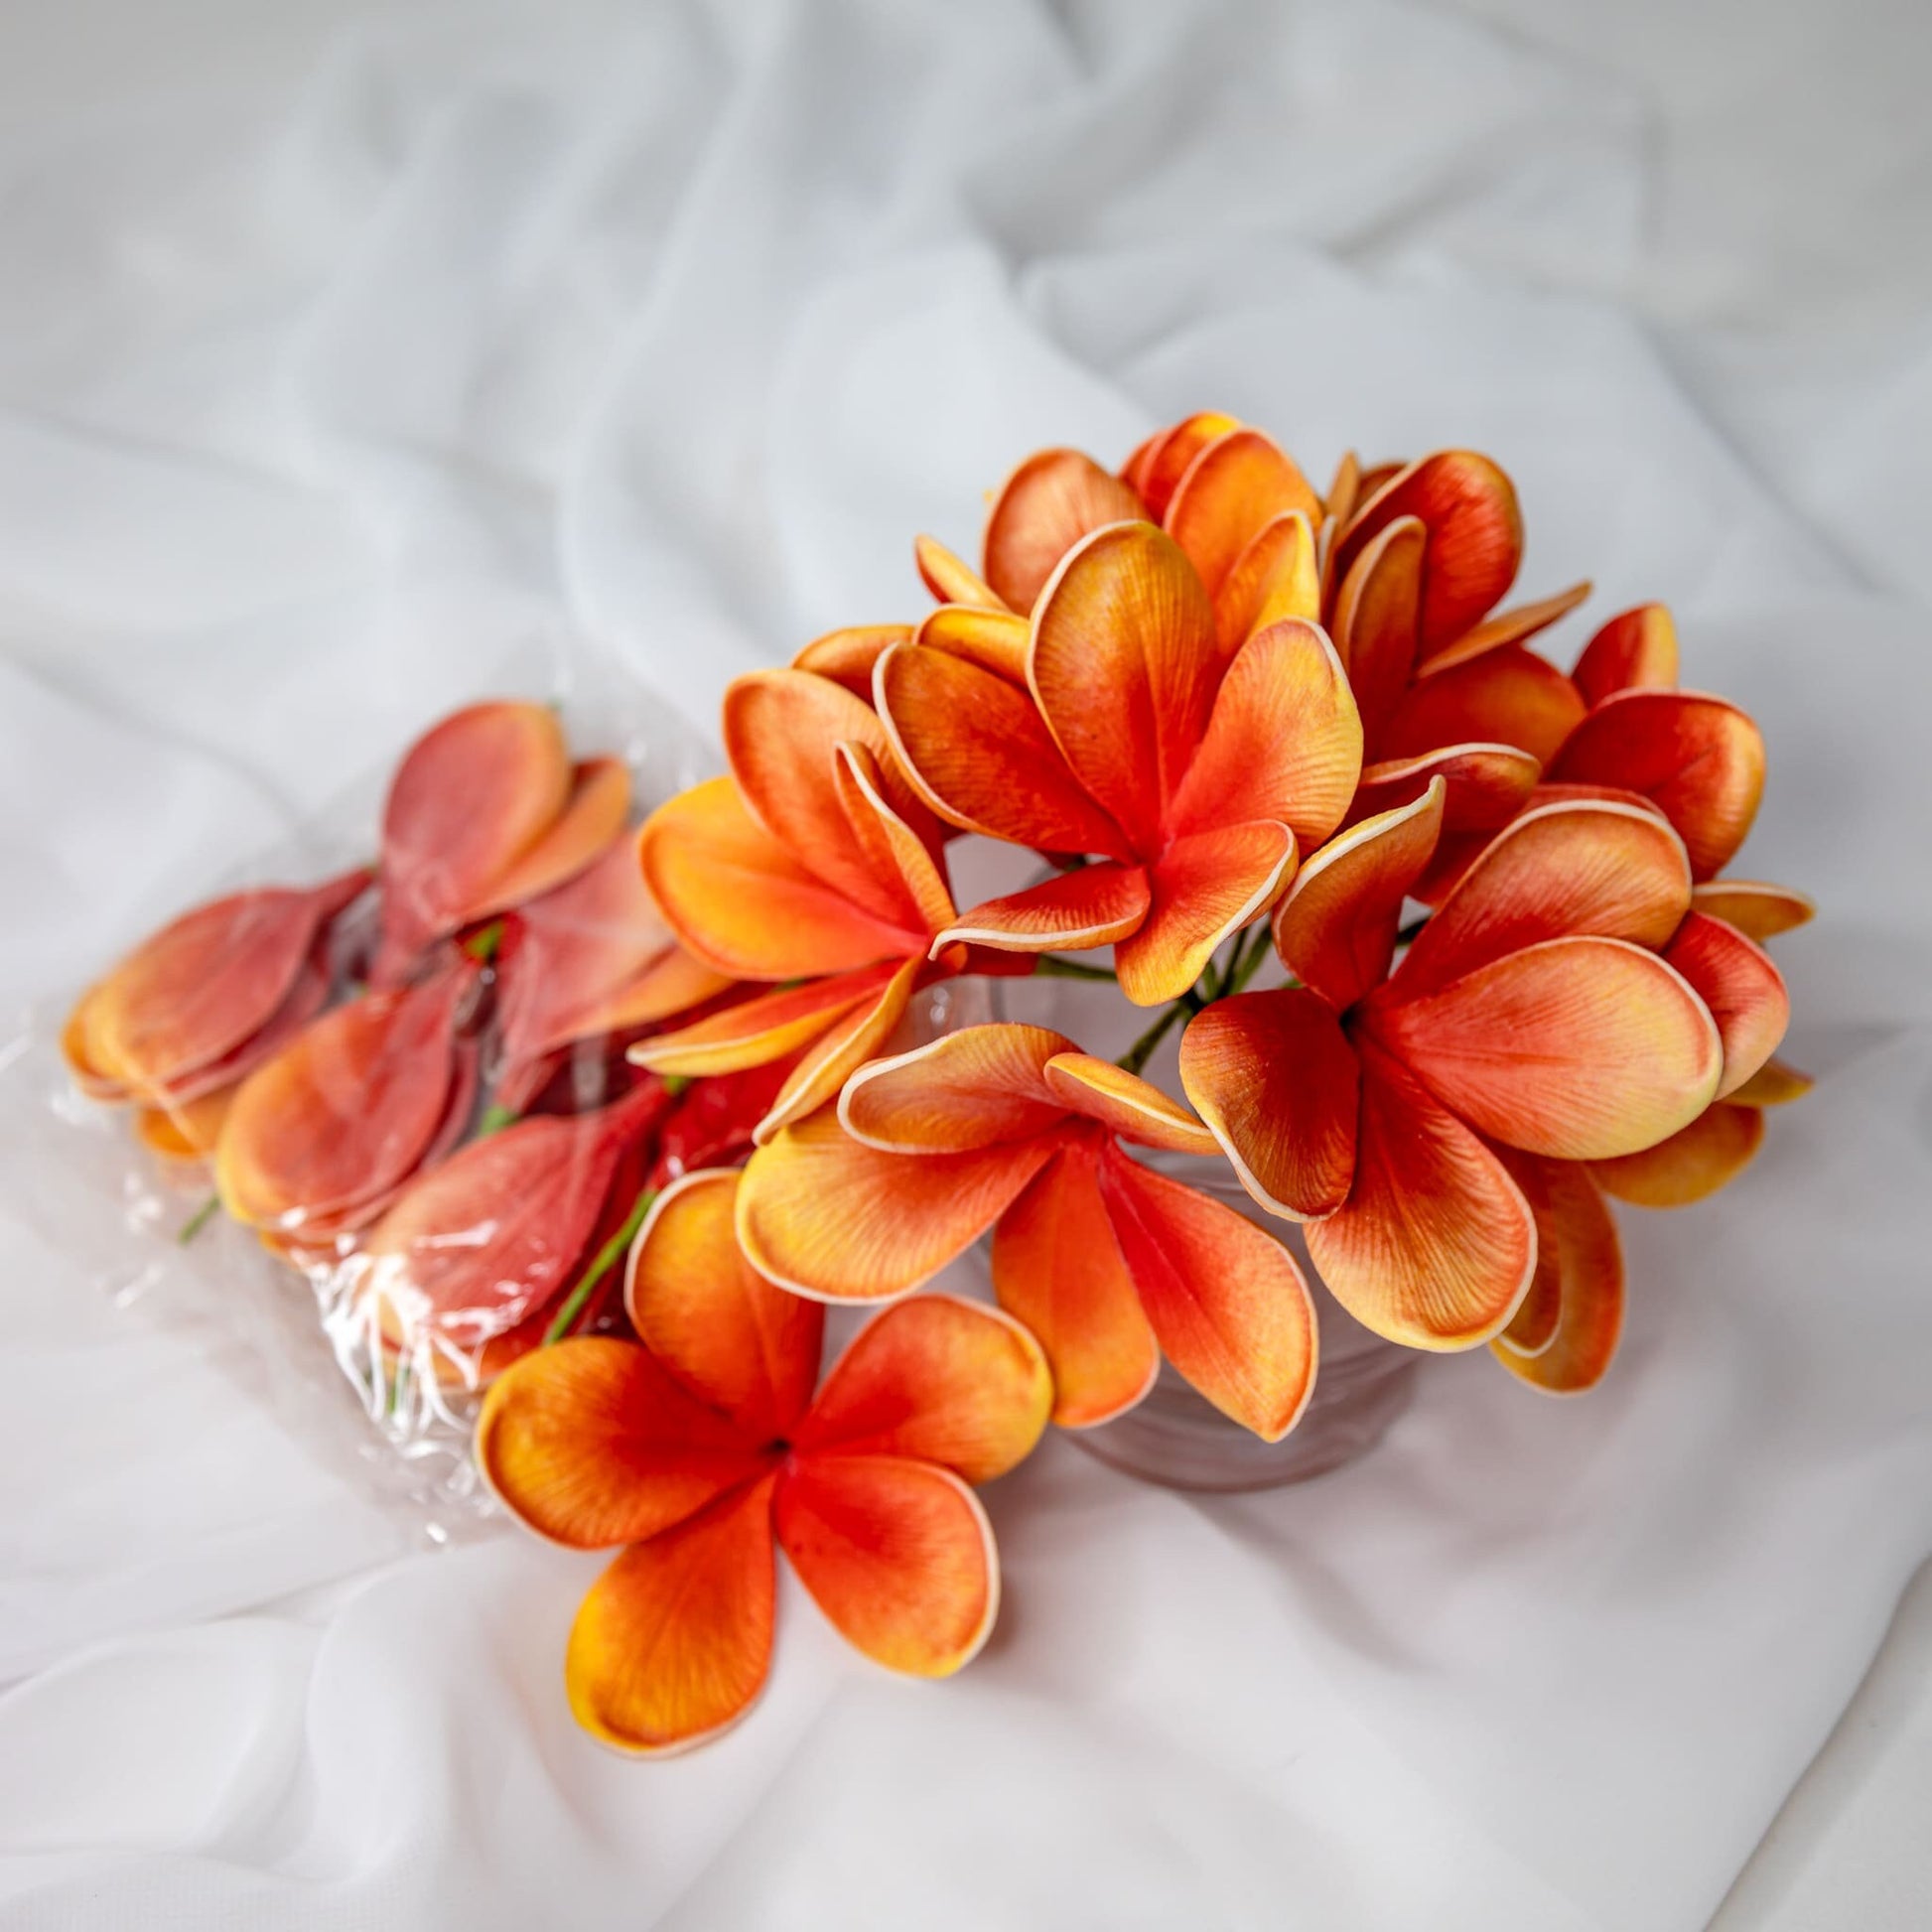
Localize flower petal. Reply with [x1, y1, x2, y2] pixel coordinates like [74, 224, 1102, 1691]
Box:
[1418, 581, 1592, 675]
[1366, 935, 1723, 1160]
[914, 533, 1005, 610]
[1029, 521, 1221, 855]
[462, 757, 631, 920]
[1305, 1043, 1536, 1350]
[1688, 879, 1815, 942]
[1490, 1150, 1564, 1358]
[565, 947, 735, 1040]
[775, 1454, 997, 1676]
[1042, 1052, 1219, 1155]
[640, 777, 916, 979]
[1272, 779, 1446, 1009]
[135, 1087, 236, 1165]
[1334, 451, 1523, 651]
[912, 604, 1032, 684]
[1572, 604, 1678, 708]
[990, 1145, 1160, 1428]
[877, 642, 1132, 858]
[1548, 689, 1765, 881]
[1212, 510, 1321, 653]
[629, 963, 900, 1078]
[735, 1109, 1055, 1303]
[831, 743, 954, 938]
[567, 1474, 777, 1754]
[1115, 820, 1298, 1008]
[626, 1171, 825, 1439]
[1177, 988, 1359, 1219]
[1323, 450, 1363, 530]
[1165, 427, 1322, 597]
[1350, 744, 1541, 834]
[937, 862, 1152, 958]
[1395, 797, 1692, 997]
[1589, 1101, 1765, 1206]
[840, 1024, 1070, 1153]
[983, 448, 1145, 613]
[791, 624, 911, 700]
[1167, 619, 1362, 850]
[1490, 1159, 1622, 1392]
[754, 955, 921, 1145]
[1125, 411, 1241, 521]
[1381, 643, 1586, 765]
[477, 1337, 769, 1551]
[1726, 1055, 1812, 1107]
[797, 1294, 1052, 1480]
[1331, 516, 1424, 756]
[1663, 911, 1789, 1098]
[1094, 1147, 1316, 1441]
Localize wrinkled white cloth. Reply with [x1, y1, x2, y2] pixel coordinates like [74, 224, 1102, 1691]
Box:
[2, 1, 1931, 1927]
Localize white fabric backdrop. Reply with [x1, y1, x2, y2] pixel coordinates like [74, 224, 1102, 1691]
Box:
[2, 1, 1930, 1926]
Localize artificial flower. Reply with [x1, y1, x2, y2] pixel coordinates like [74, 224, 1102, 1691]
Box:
[735, 1025, 1315, 1436]
[477, 1166, 1050, 1752]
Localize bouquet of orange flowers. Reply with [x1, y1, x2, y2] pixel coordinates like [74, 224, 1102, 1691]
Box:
[61, 412, 1807, 1755]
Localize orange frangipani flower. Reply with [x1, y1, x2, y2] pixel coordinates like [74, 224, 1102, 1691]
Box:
[632, 667, 971, 1142]
[876, 520, 1362, 1007]
[477, 1167, 1050, 1753]
[1177, 785, 1787, 1363]
[734, 1025, 1316, 1438]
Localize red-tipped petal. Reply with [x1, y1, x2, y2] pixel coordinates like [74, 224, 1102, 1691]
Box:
[753, 955, 921, 1145]
[1419, 581, 1591, 675]
[630, 963, 900, 1078]
[1212, 511, 1321, 653]
[1331, 516, 1424, 757]
[1663, 911, 1789, 1098]
[792, 624, 911, 701]
[1095, 1147, 1316, 1442]
[1127, 411, 1241, 521]
[1549, 689, 1765, 881]
[1165, 427, 1322, 598]
[1042, 1052, 1219, 1155]
[831, 743, 954, 939]
[1490, 1159, 1622, 1392]
[798, 1294, 1052, 1480]
[1323, 450, 1363, 531]
[914, 533, 1005, 610]
[1688, 880, 1815, 942]
[983, 448, 1146, 613]
[1177, 988, 1359, 1219]
[1589, 1101, 1765, 1206]
[1381, 643, 1586, 766]
[938, 862, 1152, 958]
[1572, 604, 1679, 708]
[463, 756, 631, 920]
[1350, 744, 1541, 834]
[1115, 821, 1297, 1008]
[839, 1024, 1070, 1154]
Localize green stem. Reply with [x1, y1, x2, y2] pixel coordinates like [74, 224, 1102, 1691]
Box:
[464, 918, 506, 964]
[477, 1102, 519, 1138]
[544, 1186, 659, 1344]
[1224, 921, 1277, 999]
[1117, 1001, 1189, 1077]
[1035, 956, 1119, 984]
[177, 1193, 220, 1245]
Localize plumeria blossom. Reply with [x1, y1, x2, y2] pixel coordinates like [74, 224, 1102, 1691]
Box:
[633, 667, 971, 1141]
[735, 1025, 1316, 1437]
[877, 520, 1362, 1006]
[477, 1166, 1050, 1753]
[1178, 784, 1787, 1361]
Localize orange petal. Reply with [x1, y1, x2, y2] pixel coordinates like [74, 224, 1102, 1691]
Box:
[753, 955, 921, 1145]
[1572, 604, 1679, 708]
[565, 947, 735, 1040]
[990, 1145, 1160, 1427]
[1177, 988, 1359, 1218]
[1366, 935, 1723, 1159]
[1272, 780, 1445, 1009]
[1115, 821, 1298, 1008]
[839, 1024, 1070, 1154]
[1663, 910, 1789, 1098]
[567, 1473, 777, 1754]
[1350, 744, 1540, 834]
[1589, 1101, 1764, 1206]
[374, 702, 571, 976]
[912, 604, 1032, 684]
[1212, 510, 1321, 654]
[797, 1294, 1052, 1480]
[477, 1336, 769, 1550]
[1095, 1147, 1316, 1441]
[1418, 581, 1591, 675]
[135, 1086, 236, 1164]
[1029, 521, 1220, 855]
[1549, 690, 1765, 881]
[774, 1454, 997, 1676]
[640, 777, 917, 979]
[626, 1170, 824, 1439]
[1381, 644, 1586, 766]
[791, 623, 911, 701]
[982, 448, 1145, 613]
[1165, 428, 1322, 598]
[1334, 451, 1523, 651]
[1167, 619, 1362, 850]
[1323, 449, 1363, 531]
[630, 963, 900, 1078]
[462, 756, 631, 921]
[938, 862, 1152, 957]
[1126, 411, 1241, 521]
[735, 1108, 1055, 1303]
[1490, 1159, 1622, 1392]
[1331, 516, 1424, 756]
[1304, 1043, 1536, 1350]
[1396, 797, 1692, 997]
[1041, 1052, 1219, 1155]
[214, 962, 475, 1231]
[831, 743, 955, 938]
[914, 533, 1005, 610]
[1689, 879, 1815, 942]
[1490, 1149, 1564, 1358]
[1726, 1055, 1812, 1107]
[878, 641, 1133, 858]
